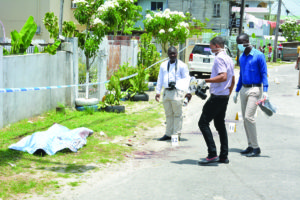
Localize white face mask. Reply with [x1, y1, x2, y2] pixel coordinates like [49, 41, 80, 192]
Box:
[238, 43, 250, 52]
[210, 48, 224, 56]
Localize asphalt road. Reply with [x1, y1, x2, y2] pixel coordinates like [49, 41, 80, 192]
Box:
[71, 63, 300, 200]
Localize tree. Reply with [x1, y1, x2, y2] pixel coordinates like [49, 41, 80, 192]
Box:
[73, 0, 142, 98]
[73, 0, 106, 98]
[280, 18, 300, 42]
[97, 0, 142, 35]
[143, 9, 190, 57]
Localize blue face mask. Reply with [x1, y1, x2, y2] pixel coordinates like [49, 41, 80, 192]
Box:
[238, 44, 246, 52]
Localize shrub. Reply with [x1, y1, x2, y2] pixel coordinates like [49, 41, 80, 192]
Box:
[113, 63, 137, 91]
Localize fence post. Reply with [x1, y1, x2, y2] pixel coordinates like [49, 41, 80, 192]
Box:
[0, 46, 3, 128]
[98, 37, 108, 100]
[71, 37, 78, 104]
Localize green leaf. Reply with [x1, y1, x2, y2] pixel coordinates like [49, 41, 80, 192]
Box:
[19, 16, 37, 53]
[10, 16, 37, 54]
[2, 47, 9, 55]
[34, 46, 39, 53]
[43, 39, 61, 55]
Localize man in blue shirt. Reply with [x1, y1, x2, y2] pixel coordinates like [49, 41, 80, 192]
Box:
[233, 33, 269, 157]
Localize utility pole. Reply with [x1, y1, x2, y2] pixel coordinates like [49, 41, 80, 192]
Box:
[237, 0, 245, 65]
[238, 0, 245, 35]
[273, 0, 282, 62]
[59, 0, 64, 37]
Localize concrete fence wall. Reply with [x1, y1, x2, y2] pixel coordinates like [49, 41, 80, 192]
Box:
[0, 38, 79, 128]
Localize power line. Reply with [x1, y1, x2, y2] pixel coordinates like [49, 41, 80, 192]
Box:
[282, 0, 300, 19]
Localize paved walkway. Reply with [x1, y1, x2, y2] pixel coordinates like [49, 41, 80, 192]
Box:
[47, 64, 300, 200]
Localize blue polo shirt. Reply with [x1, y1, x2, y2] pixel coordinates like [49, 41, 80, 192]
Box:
[236, 48, 268, 92]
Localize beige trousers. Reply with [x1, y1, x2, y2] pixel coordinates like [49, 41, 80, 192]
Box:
[163, 89, 185, 137]
[240, 86, 262, 148]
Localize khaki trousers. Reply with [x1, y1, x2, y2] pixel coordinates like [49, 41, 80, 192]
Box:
[163, 89, 185, 137]
[240, 86, 262, 148]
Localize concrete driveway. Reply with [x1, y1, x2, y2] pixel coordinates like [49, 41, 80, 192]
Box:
[48, 63, 300, 200]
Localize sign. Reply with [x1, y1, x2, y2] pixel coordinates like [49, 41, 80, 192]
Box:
[171, 135, 179, 146]
[228, 123, 236, 133]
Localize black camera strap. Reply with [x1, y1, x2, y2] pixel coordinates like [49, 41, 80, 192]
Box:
[167, 59, 178, 85]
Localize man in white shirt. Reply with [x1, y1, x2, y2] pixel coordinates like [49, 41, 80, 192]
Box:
[155, 46, 191, 141]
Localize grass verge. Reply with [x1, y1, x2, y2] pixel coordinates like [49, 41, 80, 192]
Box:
[0, 99, 164, 199]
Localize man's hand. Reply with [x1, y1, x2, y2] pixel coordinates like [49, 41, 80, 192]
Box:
[155, 94, 160, 102]
[185, 93, 192, 102]
[198, 79, 206, 89]
[262, 92, 269, 100]
[233, 92, 239, 104]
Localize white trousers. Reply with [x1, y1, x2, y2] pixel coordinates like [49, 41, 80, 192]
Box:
[240, 86, 262, 148]
[163, 89, 185, 137]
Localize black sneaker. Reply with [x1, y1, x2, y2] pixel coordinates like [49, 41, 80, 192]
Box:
[218, 158, 229, 164]
[198, 156, 219, 165]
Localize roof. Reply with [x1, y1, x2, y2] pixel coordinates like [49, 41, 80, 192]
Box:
[232, 7, 269, 14]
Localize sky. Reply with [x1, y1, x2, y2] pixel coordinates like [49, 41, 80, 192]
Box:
[271, 0, 300, 18]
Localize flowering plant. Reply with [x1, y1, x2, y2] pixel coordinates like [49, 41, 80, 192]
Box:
[280, 18, 300, 42]
[97, 0, 142, 35]
[144, 9, 190, 55]
[73, 0, 107, 98]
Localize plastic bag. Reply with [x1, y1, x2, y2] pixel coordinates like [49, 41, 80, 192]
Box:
[256, 98, 277, 117]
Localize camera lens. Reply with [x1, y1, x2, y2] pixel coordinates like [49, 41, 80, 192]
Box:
[195, 86, 208, 100]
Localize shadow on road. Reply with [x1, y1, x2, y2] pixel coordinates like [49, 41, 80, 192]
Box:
[170, 159, 218, 167]
[152, 138, 188, 142]
[229, 148, 243, 153]
[171, 159, 199, 165]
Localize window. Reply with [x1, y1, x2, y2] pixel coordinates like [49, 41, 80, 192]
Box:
[192, 45, 211, 56]
[249, 22, 254, 28]
[151, 2, 163, 11]
[71, 2, 77, 8]
[213, 3, 220, 17]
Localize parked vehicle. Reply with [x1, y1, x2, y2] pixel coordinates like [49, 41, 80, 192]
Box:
[188, 43, 233, 77]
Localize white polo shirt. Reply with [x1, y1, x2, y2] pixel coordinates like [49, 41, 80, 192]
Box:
[156, 59, 190, 94]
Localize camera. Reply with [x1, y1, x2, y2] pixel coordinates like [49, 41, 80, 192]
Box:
[168, 81, 176, 90]
[195, 85, 209, 100]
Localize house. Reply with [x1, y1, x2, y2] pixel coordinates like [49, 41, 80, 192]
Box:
[0, 0, 80, 43]
[136, 0, 275, 37]
[135, 0, 167, 29]
[168, 0, 231, 35]
[231, 0, 275, 36]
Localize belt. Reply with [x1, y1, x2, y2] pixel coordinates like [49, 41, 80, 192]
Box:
[243, 84, 262, 88]
[165, 88, 176, 91]
[211, 94, 229, 99]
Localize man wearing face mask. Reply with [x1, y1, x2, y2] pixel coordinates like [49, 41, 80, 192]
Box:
[233, 33, 269, 157]
[155, 46, 191, 141]
[198, 36, 235, 164]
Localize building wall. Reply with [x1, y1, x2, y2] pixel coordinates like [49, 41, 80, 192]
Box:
[0, 0, 51, 41]
[168, 0, 230, 32]
[135, 0, 167, 29]
[0, 0, 80, 42]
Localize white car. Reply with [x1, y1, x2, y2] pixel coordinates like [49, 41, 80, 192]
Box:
[188, 43, 232, 77]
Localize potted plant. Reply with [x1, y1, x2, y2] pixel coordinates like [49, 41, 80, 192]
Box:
[128, 64, 149, 101]
[98, 75, 126, 113]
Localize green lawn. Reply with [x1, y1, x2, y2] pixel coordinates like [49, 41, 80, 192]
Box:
[0, 100, 164, 199]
